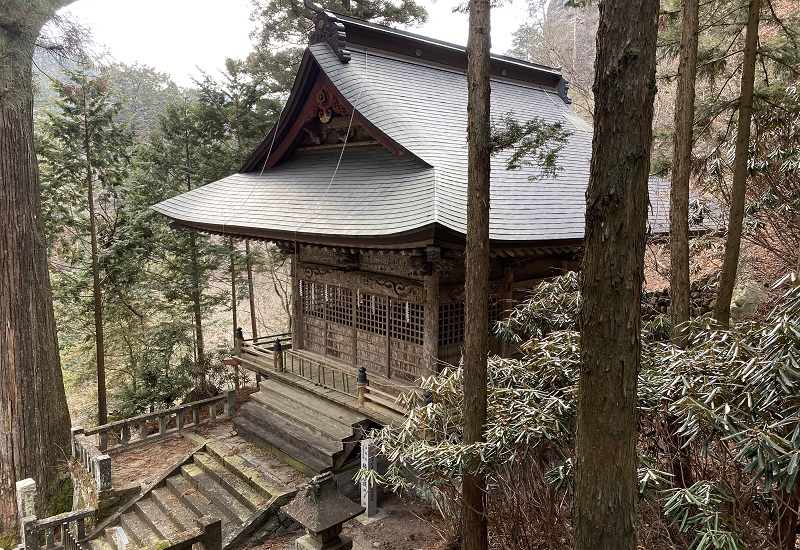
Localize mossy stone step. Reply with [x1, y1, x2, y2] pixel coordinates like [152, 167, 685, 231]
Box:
[166, 475, 232, 530]
[150, 486, 199, 532]
[119, 511, 160, 548]
[180, 464, 252, 523]
[192, 452, 267, 510]
[134, 498, 181, 540]
[203, 441, 289, 500]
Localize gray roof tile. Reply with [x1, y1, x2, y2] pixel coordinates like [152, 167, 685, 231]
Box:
[153, 38, 684, 245]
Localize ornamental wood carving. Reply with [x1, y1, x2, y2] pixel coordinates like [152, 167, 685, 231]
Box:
[305, 87, 349, 124]
[305, 0, 351, 63]
[359, 252, 430, 278]
[298, 262, 423, 302]
[298, 246, 358, 268]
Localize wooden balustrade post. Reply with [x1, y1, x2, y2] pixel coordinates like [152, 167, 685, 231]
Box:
[98, 431, 108, 452]
[76, 517, 86, 540]
[70, 427, 84, 459]
[209, 403, 217, 420]
[357, 367, 368, 407]
[273, 339, 283, 372]
[177, 410, 185, 430]
[45, 525, 54, 548]
[193, 407, 200, 425]
[121, 424, 130, 445]
[159, 415, 168, 435]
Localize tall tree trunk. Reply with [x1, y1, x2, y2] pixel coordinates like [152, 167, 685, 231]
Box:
[573, 0, 658, 548]
[190, 229, 205, 379]
[84, 99, 108, 426]
[670, 0, 699, 348]
[668, 0, 700, 489]
[184, 134, 205, 380]
[462, 0, 491, 546]
[713, 0, 761, 326]
[0, 1, 74, 535]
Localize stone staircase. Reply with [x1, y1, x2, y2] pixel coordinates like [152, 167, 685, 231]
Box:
[233, 378, 374, 477]
[89, 439, 300, 550]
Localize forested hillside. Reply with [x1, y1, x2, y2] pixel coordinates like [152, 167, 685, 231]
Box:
[4, 0, 800, 547]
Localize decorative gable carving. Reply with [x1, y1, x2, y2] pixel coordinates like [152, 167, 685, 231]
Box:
[304, 0, 350, 63]
[305, 87, 349, 124]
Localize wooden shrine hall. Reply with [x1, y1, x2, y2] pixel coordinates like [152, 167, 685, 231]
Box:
[152, 2, 677, 474]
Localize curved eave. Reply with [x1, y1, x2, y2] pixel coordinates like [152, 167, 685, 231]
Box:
[162, 217, 584, 255]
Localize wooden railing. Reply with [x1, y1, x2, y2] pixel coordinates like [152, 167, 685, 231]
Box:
[285, 349, 358, 395]
[71, 391, 236, 489]
[236, 337, 416, 422]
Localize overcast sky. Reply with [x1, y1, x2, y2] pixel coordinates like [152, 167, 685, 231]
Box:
[58, 0, 529, 87]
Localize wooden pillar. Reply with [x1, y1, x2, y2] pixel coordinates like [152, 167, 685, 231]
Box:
[423, 272, 440, 374]
[291, 254, 303, 350]
[351, 288, 358, 368]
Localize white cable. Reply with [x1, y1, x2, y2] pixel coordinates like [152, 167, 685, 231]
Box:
[295, 47, 369, 234]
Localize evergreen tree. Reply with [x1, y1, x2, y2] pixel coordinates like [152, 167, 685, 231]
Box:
[38, 71, 135, 424]
[137, 99, 232, 392]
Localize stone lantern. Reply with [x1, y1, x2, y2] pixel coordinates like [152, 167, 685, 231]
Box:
[284, 472, 365, 550]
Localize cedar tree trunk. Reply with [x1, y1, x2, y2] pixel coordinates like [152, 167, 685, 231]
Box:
[84, 97, 108, 426]
[669, 0, 699, 348]
[0, 0, 75, 536]
[462, 0, 491, 546]
[573, 0, 659, 548]
[668, 0, 700, 489]
[713, 0, 761, 326]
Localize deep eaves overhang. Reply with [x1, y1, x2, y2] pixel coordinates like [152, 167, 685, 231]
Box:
[163, 217, 584, 255]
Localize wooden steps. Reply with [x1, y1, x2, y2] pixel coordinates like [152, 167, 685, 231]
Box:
[87, 439, 297, 550]
[233, 379, 372, 477]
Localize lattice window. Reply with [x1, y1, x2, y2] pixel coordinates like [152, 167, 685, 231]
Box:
[356, 292, 387, 335]
[300, 280, 325, 319]
[438, 302, 465, 346]
[326, 285, 352, 326]
[390, 300, 424, 345]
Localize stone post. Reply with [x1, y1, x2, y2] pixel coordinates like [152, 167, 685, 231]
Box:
[360, 439, 377, 517]
[70, 427, 84, 459]
[16, 478, 37, 542]
[197, 516, 222, 550]
[22, 516, 38, 550]
[96, 455, 112, 491]
[224, 389, 236, 416]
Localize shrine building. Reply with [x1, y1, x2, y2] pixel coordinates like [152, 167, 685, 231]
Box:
[152, 5, 677, 474]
